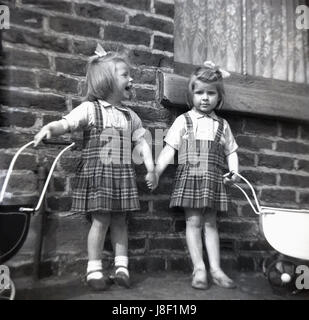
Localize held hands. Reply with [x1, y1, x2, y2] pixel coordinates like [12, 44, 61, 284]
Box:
[145, 171, 159, 191]
[33, 126, 52, 147]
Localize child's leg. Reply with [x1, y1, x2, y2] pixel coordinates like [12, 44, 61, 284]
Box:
[87, 212, 111, 286]
[185, 208, 208, 289]
[110, 212, 128, 257]
[88, 212, 111, 260]
[203, 209, 236, 288]
[110, 212, 130, 288]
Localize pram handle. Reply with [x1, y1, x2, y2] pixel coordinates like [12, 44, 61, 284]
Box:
[223, 171, 261, 215]
[0, 141, 75, 213]
[42, 138, 74, 146]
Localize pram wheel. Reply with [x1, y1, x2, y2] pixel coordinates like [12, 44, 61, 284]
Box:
[262, 254, 279, 276]
[267, 259, 297, 294]
[0, 279, 16, 300]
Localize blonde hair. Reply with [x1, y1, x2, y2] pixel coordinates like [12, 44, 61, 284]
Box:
[85, 51, 130, 102]
[187, 66, 225, 110]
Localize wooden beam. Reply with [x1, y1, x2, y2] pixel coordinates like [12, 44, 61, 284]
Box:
[157, 71, 309, 123]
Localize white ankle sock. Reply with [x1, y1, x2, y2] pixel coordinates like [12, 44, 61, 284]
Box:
[115, 256, 129, 276]
[87, 260, 103, 280]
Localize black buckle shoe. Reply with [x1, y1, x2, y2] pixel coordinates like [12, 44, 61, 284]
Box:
[86, 270, 108, 291]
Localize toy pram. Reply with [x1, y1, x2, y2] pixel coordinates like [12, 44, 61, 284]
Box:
[225, 171, 309, 294]
[0, 140, 75, 300]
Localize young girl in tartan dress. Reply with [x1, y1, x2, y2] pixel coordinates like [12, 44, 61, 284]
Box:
[152, 62, 239, 290]
[34, 44, 156, 291]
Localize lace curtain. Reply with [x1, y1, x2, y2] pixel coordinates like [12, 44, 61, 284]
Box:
[174, 0, 309, 84]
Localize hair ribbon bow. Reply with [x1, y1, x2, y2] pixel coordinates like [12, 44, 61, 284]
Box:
[94, 43, 108, 57]
[203, 61, 231, 79]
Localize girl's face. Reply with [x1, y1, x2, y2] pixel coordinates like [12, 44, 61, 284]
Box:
[192, 80, 219, 114]
[113, 61, 133, 100]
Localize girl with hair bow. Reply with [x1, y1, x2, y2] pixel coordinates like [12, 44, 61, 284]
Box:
[34, 44, 156, 291]
[151, 61, 239, 290]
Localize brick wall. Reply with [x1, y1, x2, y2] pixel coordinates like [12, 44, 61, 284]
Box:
[1, 0, 308, 277]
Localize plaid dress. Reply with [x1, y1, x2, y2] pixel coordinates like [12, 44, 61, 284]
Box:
[170, 112, 229, 211]
[71, 101, 140, 213]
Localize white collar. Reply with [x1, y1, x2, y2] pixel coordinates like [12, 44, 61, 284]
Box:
[189, 109, 219, 121]
[98, 100, 128, 112]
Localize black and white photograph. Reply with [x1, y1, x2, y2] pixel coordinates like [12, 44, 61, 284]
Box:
[0, 0, 309, 305]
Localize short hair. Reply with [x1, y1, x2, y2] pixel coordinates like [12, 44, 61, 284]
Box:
[186, 66, 225, 110]
[85, 51, 130, 102]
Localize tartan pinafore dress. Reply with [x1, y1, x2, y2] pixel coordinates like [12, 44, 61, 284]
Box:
[71, 101, 140, 213]
[170, 112, 229, 211]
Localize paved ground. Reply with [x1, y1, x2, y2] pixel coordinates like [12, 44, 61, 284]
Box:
[13, 271, 309, 300]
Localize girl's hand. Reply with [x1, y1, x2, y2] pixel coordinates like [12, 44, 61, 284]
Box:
[223, 172, 239, 185]
[145, 171, 158, 191]
[34, 127, 52, 147]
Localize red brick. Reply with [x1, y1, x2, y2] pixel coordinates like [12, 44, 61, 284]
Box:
[276, 140, 309, 154]
[129, 256, 165, 273]
[0, 89, 66, 112]
[153, 35, 173, 52]
[0, 110, 36, 128]
[174, 218, 185, 232]
[238, 239, 272, 251]
[0, 172, 37, 193]
[149, 236, 185, 251]
[129, 105, 170, 122]
[22, 0, 72, 13]
[236, 135, 273, 151]
[1, 47, 49, 69]
[240, 170, 276, 186]
[130, 14, 173, 34]
[279, 121, 299, 139]
[238, 152, 255, 167]
[59, 155, 81, 174]
[55, 57, 87, 77]
[300, 124, 309, 140]
[105, 0, 151, 11]
[154, 1, 175, 19]
[129, 49, 173, 68]
[134, 87, 156, 102]
[0, 153, 37, 170]
[0, 130, 33, 148]
[128, 237, 147, 251]
[300, 192, 309, 204]
[0, 68, 36, 88]
[218, 219, 259, 236]
[243, 117, 278, 136]
[51, 176, 66, 192]
[104, 25, 151, 46]
[298, 160, 309, 173]
[47, 196, 72, 212]
[38, 72, 79, 94]
[260, 189, 296, 204]
[258, 154, 294, 170]
[74, 3, 126, 23]
[43, 114, 62, 126]
[3, 27, 71, 53]
[131, 68, 156, 85]
[49, 17, 100, 38]
[10, 8, 43, 29]
[280, 174, 309, 188]
[168, 256, 191, 272]
[128, 217, 172, 233]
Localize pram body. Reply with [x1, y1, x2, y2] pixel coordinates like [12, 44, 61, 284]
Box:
[0, 140, 75, 299]
[226, 172, 309, 294]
